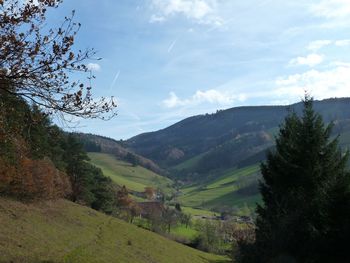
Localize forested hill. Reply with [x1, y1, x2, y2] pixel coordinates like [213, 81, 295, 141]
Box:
[126, 98, 350, 178]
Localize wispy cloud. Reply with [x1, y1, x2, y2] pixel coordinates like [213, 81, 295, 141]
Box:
[149, 14, 166, 23]
[335, 39, 350, 46]
[289, 54, 324, 67]
[307, 39, 350, 51]
[162, 89, 246, 108]
[310, 0, 350, 19]
[307, 40, 332, 51]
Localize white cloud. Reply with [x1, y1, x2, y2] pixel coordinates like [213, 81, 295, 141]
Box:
[150, 0, 222, 25]
[275, 65, 350, 100]
[163, 92, 185, 108]
[307, 40, 332, 51]
[289, 54, 324, 67]
[311, 0, 350, 19]
[335, 39, 350, 46]
[87, 63, 101, 72]
[162, 89, 245, 108]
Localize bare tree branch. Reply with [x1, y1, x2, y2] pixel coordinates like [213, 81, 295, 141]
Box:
[0, 0, 117, 120]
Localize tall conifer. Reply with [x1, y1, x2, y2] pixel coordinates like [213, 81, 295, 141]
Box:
[241, 97, 350, 262]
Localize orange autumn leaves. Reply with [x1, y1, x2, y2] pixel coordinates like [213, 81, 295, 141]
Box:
[0, 157, 71, 200]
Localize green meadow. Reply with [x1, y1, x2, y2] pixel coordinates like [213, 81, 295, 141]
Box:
[88, 153, 174, 194]
[0, 197, 229, 263]
[179, 165, 261, 212]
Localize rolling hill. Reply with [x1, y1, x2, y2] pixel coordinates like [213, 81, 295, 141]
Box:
[0, 197, 229, 263]
[125, 98, 350, 212]
[126, 98, 350, 176]
[71, 98, 350, 214]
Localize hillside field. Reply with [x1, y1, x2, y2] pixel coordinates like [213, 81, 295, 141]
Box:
[178, 165, 261, 214]
[88, 153, 174, 194]
[0, 197, 229, 263]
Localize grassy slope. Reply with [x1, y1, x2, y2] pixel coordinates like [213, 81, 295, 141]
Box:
[180, 206, 217, 217]
[88, 153, 174, 194]
[176, 131, 350, 213]
[0, 197, 229, 263]
[179, 165, 261, 211]
[176, 130, 350, 213]
[170, 225, 199, 240]
[173, 152, 206, 171]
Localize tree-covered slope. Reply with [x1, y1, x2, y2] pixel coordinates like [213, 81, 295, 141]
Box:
[127, 98, 350, 179]
[0, 197, 229, 263]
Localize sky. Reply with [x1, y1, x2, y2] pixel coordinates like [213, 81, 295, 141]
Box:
[47, 0, 350, 139]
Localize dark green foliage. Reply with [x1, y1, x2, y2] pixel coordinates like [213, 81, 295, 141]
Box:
[126, 152, 138, 167]
[25, 106, 52, 159]
[195, 132, 271, 173]
[62, 134, 90, 202]
[175, 203, 182, 211]
[0, 89, 66, 168]
[81, 163, 116, 214]
[239, 98, 350, 262]
[0, 90, 30, 163]
[62, 134, 116, 213]
[78, 137, 102, 152]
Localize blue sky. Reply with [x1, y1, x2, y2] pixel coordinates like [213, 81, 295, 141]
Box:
[49, 0, 350, 139]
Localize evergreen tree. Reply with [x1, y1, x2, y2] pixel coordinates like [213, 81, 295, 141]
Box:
[240, 97, 350, 263]
[63, 134, 90, 202]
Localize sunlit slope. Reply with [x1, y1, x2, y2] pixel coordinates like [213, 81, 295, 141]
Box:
[0, 197, 229, 263]
[88, 153, 174, 193]
[127, 98, 350, 180]
[177, 129, 350, 213]
[179, 165, 261, 211]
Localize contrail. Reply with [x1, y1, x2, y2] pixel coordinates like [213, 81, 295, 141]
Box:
[168, 39, 178, 53]
[109, 70, 120, 91]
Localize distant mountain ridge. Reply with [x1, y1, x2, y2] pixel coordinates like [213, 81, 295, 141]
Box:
[126, 98, 350, 181]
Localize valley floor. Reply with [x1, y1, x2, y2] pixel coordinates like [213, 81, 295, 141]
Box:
[0, 197, 229, 263]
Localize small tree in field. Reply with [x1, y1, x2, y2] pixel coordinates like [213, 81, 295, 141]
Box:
[0, 0, 116, 119]
[144, 186, 156, 200]
[238, 97, 350, 263]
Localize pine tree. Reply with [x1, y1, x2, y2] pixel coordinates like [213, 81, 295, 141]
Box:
[240, 97, 350, 263]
